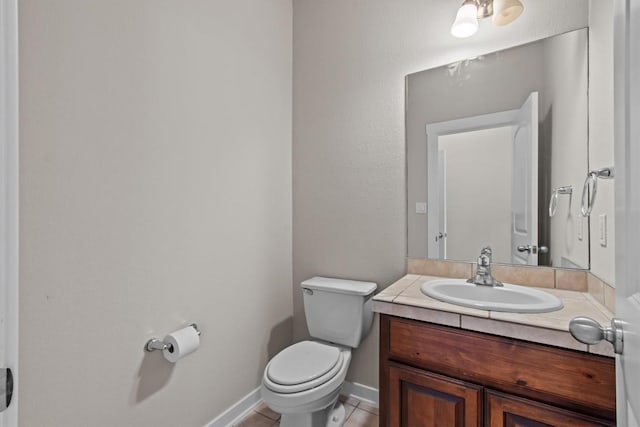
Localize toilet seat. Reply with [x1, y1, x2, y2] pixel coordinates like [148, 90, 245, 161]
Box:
[264, 341, 344, 394]
[261, 344, 352, 417]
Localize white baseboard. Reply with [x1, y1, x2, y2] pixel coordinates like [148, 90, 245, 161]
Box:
[205, 381, 380, 427]
[341, 381, 379, 407]
[205, 386, 262, 427]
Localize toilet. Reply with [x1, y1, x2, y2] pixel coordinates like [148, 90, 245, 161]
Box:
[261, 276, 377, 427]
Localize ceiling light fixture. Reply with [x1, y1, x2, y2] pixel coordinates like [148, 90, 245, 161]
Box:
[493, 0, 524, 26]
[450, 0, 524, 38]
[450, 0, 479, 38]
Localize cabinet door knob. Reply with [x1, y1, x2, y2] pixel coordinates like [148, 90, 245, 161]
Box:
[569, 316, 624, 354]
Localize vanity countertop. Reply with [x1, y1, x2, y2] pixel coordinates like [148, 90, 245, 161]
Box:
[373, 274, 615, 357]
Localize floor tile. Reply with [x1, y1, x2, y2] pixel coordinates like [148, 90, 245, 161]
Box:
[339, 394, 361, 408]
[233, 411, 277, 427]
[235, 397, 377, 426]
[255, 402, 281, 421]
[357, 401, 379, 416]
[343, 402, 358, 420]
[345, 408, 379, 427]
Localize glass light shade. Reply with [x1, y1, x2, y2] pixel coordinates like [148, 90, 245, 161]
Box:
[492, 0, 524, 26]
[450, 3, 479, 38]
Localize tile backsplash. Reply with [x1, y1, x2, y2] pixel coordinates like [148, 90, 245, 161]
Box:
[407, 258, 615, 312]
[406, 259, 471, 279]
[587, 272, 616, 313]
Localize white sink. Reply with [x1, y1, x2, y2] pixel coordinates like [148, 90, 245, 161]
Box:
[420, 279, 564, 313]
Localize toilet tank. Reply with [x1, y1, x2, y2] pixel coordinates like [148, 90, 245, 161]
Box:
[301, 277, 377, 348]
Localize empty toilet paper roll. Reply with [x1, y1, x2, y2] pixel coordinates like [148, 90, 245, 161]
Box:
[162, 325, 200, 363]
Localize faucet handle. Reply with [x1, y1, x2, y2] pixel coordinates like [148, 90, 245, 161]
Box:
[481, 246, 493, 256]
[478, 254, 490, 267]
[480, 246, 493, 264]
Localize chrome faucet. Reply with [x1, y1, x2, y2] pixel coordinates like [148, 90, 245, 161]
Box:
[467, 246, 503, 287]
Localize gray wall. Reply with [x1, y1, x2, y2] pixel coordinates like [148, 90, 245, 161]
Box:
[19, 1, 292, 426]
[407, 40, 546, 260]
[293, 0, 588, 389]
[542, 30, 589, 268]
[588, 0, 615, 285]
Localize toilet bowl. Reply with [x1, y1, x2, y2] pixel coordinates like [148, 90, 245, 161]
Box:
[261, 341, 352, 426]
[260, 277, 377, 427]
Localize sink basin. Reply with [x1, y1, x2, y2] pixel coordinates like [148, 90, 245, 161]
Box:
[420, 279, 564, 313]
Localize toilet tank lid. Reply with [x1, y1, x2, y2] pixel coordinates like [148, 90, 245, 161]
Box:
[301, 277, 377, 296]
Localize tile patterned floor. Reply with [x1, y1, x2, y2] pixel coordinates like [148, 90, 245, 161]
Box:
[232, 395, 379, 427]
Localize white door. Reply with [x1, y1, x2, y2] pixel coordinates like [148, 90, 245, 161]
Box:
[437, 150, 447, 258]
[510, 92, 539, 265]
[426, 109, 519, 260]
[0, 0, 19, 426]
[614, 0, 640, 424]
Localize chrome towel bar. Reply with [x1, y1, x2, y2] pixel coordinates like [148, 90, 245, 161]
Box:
[581, 167, 615, 217]
[549, 185, 573, 217]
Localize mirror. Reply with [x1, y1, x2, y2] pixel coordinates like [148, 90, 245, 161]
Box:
[407, 28, 591, 268]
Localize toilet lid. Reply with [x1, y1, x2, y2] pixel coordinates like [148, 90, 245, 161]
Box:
[267, 341, 341, 386]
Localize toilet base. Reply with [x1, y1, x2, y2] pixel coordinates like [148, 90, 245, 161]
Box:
[280, 399, 346, 427]
[327, 402, 346, 427]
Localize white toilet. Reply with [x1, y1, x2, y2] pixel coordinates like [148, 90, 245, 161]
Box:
[261, 276, 377, 427]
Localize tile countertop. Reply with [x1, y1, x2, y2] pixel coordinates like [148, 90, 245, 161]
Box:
[373, 274, 615, 358]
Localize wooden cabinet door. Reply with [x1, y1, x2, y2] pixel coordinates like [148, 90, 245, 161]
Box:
[388, 363, 482, 427]
[485, 390, 615, 427]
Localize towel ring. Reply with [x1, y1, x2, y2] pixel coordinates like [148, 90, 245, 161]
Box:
[581, 167, 614, 217]
[549, 186, 572, 217]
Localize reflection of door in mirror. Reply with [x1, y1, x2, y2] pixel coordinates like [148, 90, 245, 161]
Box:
[427, 92, 538, 265]
[435, 127, 512, 263]
[408, 28, 590, 269]
[511, 92, 539, 266]
[436, 150, 446, 259]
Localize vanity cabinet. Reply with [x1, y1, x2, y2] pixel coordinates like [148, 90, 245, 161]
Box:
[379, 315, 616, 427]
[485, 390, 613, 427]
[388, 364, 482, 426]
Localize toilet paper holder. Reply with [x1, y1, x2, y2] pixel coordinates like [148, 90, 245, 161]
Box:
[145, 323, 201, 353]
